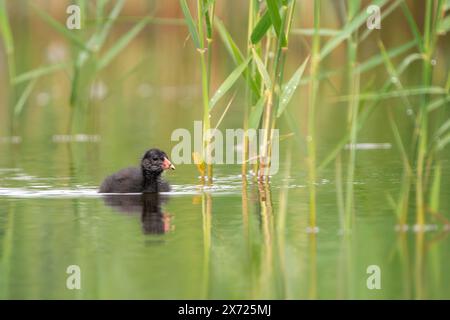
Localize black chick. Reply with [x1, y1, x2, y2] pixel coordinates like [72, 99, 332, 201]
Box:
[99, 148, 175, 193]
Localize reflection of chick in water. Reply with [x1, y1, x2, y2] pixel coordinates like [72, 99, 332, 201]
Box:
[102, 193, 172, 234]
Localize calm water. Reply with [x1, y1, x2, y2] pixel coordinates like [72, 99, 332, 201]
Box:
[1, 1, 450, 300]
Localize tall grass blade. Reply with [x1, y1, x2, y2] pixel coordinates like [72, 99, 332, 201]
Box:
[252, 48, 272, 90]
[266, 0, 286, 46]
[427, 96, 450, 112]
[209, 57, 250, 111]
[319, 0, 388, 60]
[389, 109, 412, 171]
[92, 0, 126, 50]
[437, 133, 450, 150]
[335, 87, 447, 102]
[248, 96, 265, 130]
[0, 0, 15, 80]
[97, 16, 151, 70]
[438, 15, 450, 33]
[429, 164, 441, 212]
[335, 153, 345, 229]
[215, 19, 260, 97]
[291, 28, 339, 36]
[215, 19, 244, 64]
[214, 92, 236, 130]
[13, 63, 68, 85]
[14, 79, 36, 116]
[355, 40, 416, 74]
[400, 2, 425, 52]
[31, 3, 90, 52]
[203, 1, 214, 40]
[250, 11, 272, 44]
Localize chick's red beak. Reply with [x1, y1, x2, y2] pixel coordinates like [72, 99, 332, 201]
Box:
[162, 157, 175, 170]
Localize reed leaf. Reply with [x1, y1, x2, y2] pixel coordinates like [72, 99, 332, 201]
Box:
[14, 79, 36, 116]
[252, 48, 272, 89]
[31, 3, 90, 52]
[215, 19, 260, 97]
[434, 118, 450, 138]
[300, 43, 420, 88]
[319, 0, 388, 60]
[0, 0, 13, 53]
[438, 15, 450, 33]
[13, 63, 68, 85]
[266, 0, 282, 32]
[250, 11, 272, 44]
[400, 2, 425, 52]
[389, 112, 411, 171]
[215, 19, 244, 64]
[180, 0, 201, 49]
[378, 39, 415, 110]
[335, 87, 447, 102]
[354, 40, 416, 74]
[359, 0, 403, 42]
[214, 92, 236, 130]
[248, 96, 265, 130]
[429, 164, 441, 212]
[97, 16, 151, 70]
[0, 0, 15, 80]
[92, 0, 126, 51]
[437, 133, 450, 150]
[291, 28, 339, 36]
[283, 108, 304, 150]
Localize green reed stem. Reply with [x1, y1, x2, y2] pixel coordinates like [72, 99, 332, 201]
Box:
[197, 0, 213, 184]
[343, 0, 360, 231]
[260, 3, 290, 179]
[242, 0, 257, 178]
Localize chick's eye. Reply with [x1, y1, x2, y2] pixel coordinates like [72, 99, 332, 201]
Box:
[152, 157, 159, 161]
